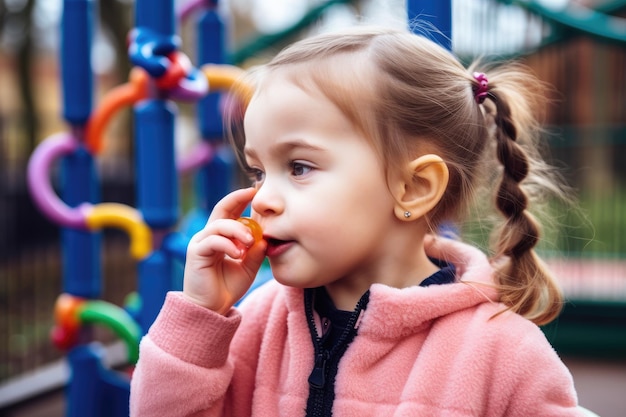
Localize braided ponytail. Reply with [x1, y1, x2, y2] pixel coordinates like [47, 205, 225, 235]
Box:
[481, 69, 564, 325]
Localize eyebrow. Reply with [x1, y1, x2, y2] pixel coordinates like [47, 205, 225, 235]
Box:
[244, 138, 328, 159]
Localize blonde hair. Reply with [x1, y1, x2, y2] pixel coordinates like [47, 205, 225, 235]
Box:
[229, 26, 565, 326]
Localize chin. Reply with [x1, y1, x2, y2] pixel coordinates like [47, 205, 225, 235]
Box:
[270, 271, 321, 289]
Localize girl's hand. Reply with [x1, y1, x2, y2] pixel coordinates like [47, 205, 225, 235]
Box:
[182, 188, 267, 314]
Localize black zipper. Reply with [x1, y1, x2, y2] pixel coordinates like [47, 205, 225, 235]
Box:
[304, 288, 370, 417]
[308, 350, 330, 389]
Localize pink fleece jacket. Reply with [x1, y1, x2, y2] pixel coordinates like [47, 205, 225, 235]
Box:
[130, 237, 582, 416]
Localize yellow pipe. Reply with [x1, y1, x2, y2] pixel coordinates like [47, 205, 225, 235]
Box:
[85, 203, 152, 259]
[202, 64, 254, 105]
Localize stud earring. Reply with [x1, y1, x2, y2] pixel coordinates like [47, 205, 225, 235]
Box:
[404, 211, 411, 219]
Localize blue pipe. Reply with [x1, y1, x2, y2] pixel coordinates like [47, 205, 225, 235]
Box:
[61, 0, 93, 125]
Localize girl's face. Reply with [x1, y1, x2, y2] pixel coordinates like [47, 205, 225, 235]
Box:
[243, 74, 401, 294]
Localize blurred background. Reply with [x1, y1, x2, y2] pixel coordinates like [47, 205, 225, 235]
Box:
[0, 0, 625, 416]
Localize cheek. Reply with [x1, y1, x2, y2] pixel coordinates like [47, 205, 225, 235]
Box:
[298, 186, 391, 240]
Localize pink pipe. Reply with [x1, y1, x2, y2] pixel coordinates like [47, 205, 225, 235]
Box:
[27, 132, 90, 229]
[177, 0, 209, 22]
[177, 141, 215, 174]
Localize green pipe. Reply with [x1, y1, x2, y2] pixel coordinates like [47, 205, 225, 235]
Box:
[79, 300, 142, 364]
[500, 0, 626, 43]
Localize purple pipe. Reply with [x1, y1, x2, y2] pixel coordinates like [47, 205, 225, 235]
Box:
[27, 132, 90, 229]
[177, 0, 209, 23]
[167, 67, 209, 101]
[177, 140, 214, 174]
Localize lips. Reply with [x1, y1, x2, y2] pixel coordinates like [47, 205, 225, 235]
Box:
[265, 238, 294, 257]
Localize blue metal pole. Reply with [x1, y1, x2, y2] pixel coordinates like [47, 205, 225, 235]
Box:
[61, 147, 101, 298]
[134, 101, 179, 228]
[60, 0, 100, 299]
[134, 0, 178, 333]
[61, 0, 93, 125]
[137, 251, 177, 332]
[196, 5, 235, 212]
[66, 344, 131, 417]
[135, 0, 175, 36]
[198, 8, 225, 141]
[196, 148, 233, 213]
[407, 0, 452, 50]
[66, 346, 102, 417]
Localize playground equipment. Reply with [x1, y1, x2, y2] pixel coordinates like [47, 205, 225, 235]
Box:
[26, 0, 256, 415]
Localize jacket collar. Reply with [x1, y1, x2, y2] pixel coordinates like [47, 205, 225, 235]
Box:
[283, 237, 499, 339]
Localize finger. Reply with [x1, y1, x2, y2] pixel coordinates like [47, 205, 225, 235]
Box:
[207, 188, 257, 223]
[191, 234, 244, 261]
[240, 240, 268, 279]
[192, 218, 256, 247]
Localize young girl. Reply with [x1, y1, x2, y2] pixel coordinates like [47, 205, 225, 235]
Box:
[130, 26, 584, 416]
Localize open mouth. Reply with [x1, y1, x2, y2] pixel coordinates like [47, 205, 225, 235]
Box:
[265, 238, 294, 257]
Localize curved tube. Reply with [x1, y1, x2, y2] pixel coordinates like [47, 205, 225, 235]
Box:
[54, 293, 84, 332]
[26, 132, 89, 229]
[154, 51, 192, 90]
[202, 64, 253, 104]
[84, 68, 149, 154]
[52, 294, 142, 364]
[128, 27, 180, 77]
[84, 203, 153, 260]
[79, 299, 142, 364]
[177, 0, 212, 22]
[177, 140, 214, 174]
[168, 66, 209, 101]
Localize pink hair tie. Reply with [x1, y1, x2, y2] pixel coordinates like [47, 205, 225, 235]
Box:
[472, 72, 489, 104]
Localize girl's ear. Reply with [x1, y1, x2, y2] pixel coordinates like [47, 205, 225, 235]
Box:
[391, 154, 449, 222]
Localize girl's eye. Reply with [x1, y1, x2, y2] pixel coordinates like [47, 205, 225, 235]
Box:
[291, 161, 312, 177]
[247, 168, 265, 185]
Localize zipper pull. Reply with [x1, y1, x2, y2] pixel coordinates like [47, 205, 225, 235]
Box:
[308, 352, 328, 389]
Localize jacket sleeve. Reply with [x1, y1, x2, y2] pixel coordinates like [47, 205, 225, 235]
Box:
[496, 320, 585, 417]
[129, 292, 245, 417]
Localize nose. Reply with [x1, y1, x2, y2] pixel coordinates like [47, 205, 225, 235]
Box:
[251, 178, 284, 217]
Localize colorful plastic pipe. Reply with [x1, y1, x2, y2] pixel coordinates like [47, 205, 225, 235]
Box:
[153, 51, 191, 90]
[128, 27, 180, 78]
[127, 27, 208, 100]
[85, 203, 152, 260]
[85, 68, 149, 154]
[27, 132, 87, 229]
[84, 59, 210, 154]
[52, 293, 142, 364]
[27, 133, 152, 259]
[202, 64, 252, 104]
[177, 140, 214, 174]
[168, 65, 209, 101]
[178, 0, 217, 22]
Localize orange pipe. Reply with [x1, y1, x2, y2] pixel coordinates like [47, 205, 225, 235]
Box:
[85, 68, 149, 154]
[202, 64, 253, 105]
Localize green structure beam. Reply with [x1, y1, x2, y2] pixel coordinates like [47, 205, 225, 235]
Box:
[502, 0, 626, 43]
